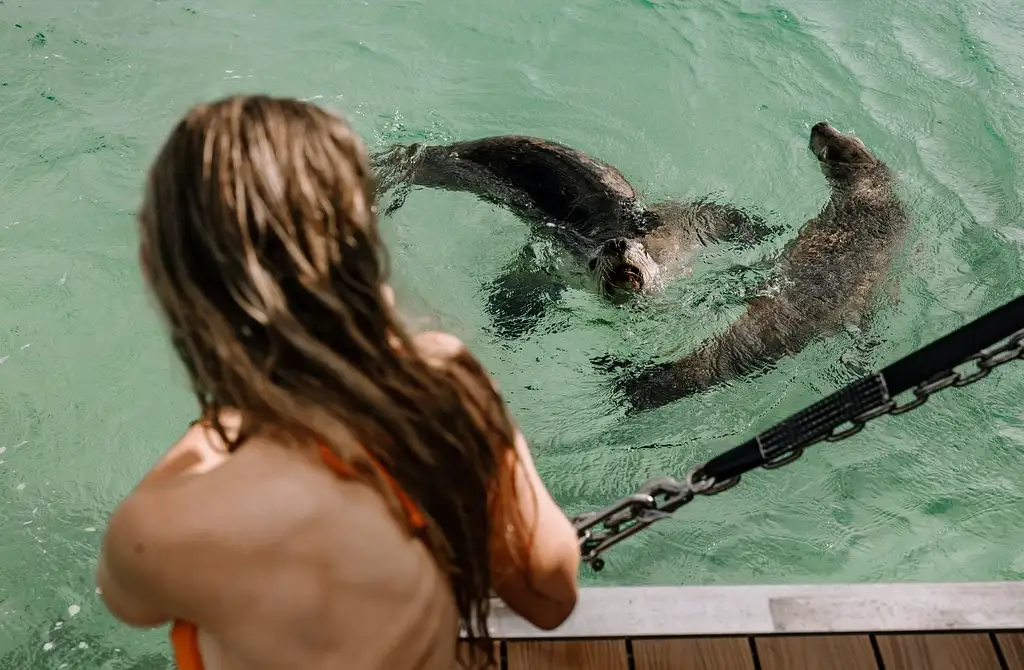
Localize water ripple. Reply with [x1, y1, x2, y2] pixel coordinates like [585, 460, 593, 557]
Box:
[3, 0, 1024, 663]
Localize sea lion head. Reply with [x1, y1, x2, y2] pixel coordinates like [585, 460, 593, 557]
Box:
[809, 122, 880, 182]
[587, 236, 661, 299]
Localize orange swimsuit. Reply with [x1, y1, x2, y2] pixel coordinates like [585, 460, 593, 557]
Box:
[169, 443, 425, 670]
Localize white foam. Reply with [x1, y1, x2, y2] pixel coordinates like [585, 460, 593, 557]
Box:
[43, 642, 54, 651]
[68, 605, 80, 617]
[15, 483, 25, 491]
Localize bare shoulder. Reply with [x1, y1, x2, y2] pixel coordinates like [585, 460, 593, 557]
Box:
[101, 440, 331, 619]
[412, 331, 467, 365]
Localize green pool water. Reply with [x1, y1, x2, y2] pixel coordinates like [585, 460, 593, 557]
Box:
[2, 0, 1024, 666]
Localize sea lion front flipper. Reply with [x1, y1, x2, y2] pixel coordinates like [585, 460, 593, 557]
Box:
[370, 136, 643, 236]
[589, 353, 635, 373]
[482, 244, 567, 340]
[695, 258, 778, 310]
[882, 275, 901, 306]
[713, 206, 786, 246]
[649, 200, 785, 248]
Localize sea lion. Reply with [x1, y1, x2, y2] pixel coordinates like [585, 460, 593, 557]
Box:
[371, 136, 778, 339]
[615, 121, 910, 411]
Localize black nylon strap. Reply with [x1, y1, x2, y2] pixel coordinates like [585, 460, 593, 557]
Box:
[882, 294, 1024, 396]
[701, 293, 1024, 483]
[755, 374, 889, 462]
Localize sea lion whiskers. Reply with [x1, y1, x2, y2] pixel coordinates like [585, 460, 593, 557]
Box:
[587, 237, 662, 298]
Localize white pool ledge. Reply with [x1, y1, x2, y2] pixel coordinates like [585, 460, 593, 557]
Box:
[485, 582, 1024, 638]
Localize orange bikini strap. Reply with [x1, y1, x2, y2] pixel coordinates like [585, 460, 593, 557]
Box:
[317, 444, 426, 530]
[170, 620, 203, 670]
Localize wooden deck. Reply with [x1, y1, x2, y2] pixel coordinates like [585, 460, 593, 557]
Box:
[461, 582, 1024, 669]
[464, 631, 1024, 669]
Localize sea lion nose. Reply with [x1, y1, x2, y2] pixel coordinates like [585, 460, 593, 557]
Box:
[603, 238, 628, 254]
[811, 121, 838, 138]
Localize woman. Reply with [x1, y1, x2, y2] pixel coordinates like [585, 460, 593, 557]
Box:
[96, 94, 581, 670]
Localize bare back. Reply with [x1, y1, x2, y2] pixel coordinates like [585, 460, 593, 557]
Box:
[120, 424, 459, 670]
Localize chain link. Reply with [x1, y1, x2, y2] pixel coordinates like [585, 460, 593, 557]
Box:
[573, 327, 1024, 571]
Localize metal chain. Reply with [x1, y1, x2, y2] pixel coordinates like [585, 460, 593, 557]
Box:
[572, 327, 1024, 571]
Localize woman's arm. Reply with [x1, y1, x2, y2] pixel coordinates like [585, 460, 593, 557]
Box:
[489, 425, 581, 630]
[413, 331, 580, 629]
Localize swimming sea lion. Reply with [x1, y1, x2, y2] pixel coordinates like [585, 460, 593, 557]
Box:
[371, 136, 778, 339]
[616, 122, 910, 411]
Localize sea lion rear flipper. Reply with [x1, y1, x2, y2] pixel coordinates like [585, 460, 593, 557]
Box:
[483, 244, 567, 340]
[835, 324, 886, 378]
[611, 361, 705, 413]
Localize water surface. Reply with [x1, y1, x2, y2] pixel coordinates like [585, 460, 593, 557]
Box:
[2, 0, 1024, 666]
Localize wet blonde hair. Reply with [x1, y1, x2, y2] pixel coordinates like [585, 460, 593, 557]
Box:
[139, 94, 524, 665]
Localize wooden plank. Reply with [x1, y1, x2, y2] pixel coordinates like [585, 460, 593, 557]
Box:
[505, 640, 629, 670]
[456, 640, 500, 669]
[755, 635, 879, 670]
[995, 632, 1024, 669]
[488, 582, 1024, 639]
[632, 637, 756, 670]
[875, 633, 1003, 670]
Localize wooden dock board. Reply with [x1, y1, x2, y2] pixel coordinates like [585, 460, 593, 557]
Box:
[997, 632, 1024, 669]
[875, 633, 1003, 669]
[506, 640, 629, 669]
[755, 634, 879, 670]
[632, 637, 756, 670]
[462, 583, 1024, 668]
[471, 631, 1022, 669]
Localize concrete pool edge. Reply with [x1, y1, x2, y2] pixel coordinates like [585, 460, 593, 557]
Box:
[482, 581, 1024, 638]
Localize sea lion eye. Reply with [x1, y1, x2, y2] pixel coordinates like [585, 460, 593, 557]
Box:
[588, 258, 598, 270]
